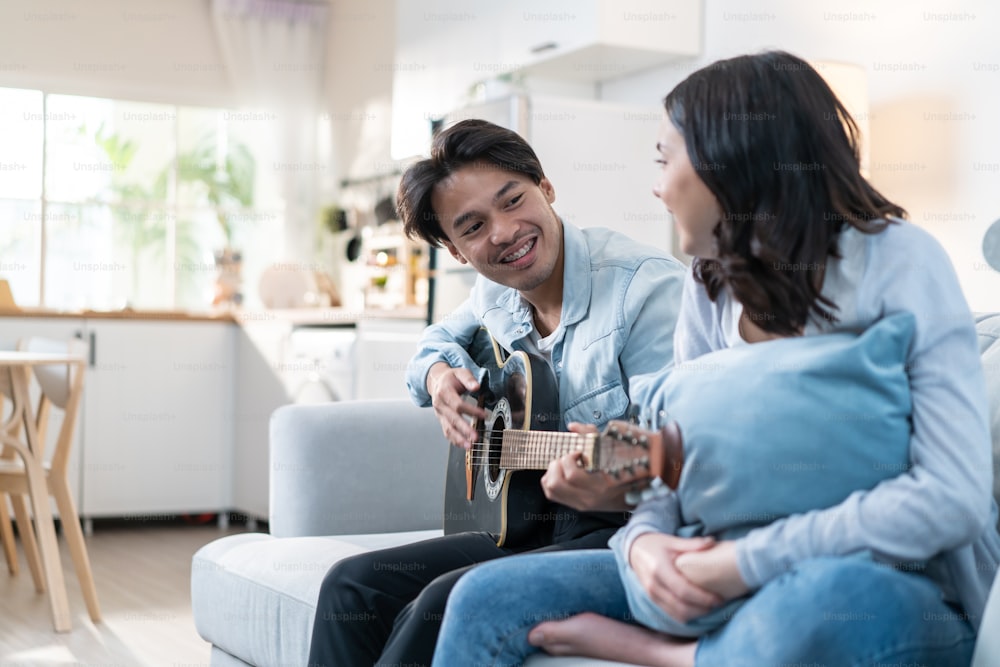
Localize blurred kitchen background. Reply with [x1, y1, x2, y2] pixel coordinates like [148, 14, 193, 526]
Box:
[0, 0, 998, 525]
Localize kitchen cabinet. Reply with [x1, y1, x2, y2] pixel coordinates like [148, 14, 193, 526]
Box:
[0, 316, 234, 530]
[354, 317, 426, 401]
[232, 316, 293, 522]
[231, 312, 427, 520]
[391, 0, 497, 158]
[497, 0, 701, 82]
[1, 310, 425, 527]
[80, 320, 234, 524]
[391, 0, 701, 158]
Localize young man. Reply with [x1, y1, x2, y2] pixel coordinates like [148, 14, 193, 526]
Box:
[307, 119, 687, 666]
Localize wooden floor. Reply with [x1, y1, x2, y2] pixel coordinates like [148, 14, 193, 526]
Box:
[0, 518, 249, 667]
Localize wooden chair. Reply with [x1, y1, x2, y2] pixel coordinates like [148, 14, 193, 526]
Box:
[0, 337, 100, 626]
[0, 339, 25, 577]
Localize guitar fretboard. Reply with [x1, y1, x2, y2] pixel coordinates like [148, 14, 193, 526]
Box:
[497, 430, 595, 470]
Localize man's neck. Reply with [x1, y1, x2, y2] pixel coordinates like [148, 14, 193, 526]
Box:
[522, 270, 564, 338]
[520, 221, 566, 338]
[531, 304, 561, 338]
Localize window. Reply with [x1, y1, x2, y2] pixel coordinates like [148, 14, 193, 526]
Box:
[0, 86, 283, 311]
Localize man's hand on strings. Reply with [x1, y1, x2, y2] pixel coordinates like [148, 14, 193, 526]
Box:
[540, 422, 641, 513]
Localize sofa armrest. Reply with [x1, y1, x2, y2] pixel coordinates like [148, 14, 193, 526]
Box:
[269, 399, 448, 538]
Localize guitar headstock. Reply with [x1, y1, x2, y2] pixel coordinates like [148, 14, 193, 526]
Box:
[593, 418, 684, 490]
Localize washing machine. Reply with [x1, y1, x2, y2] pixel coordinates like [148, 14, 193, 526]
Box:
[282, 325, 357, 404]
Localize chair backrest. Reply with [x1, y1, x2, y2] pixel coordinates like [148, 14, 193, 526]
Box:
[0, 279, 16, 309]
[0, 339, 24, 447]
[0, 338, 17, 400]
[15, 337, 87, 473]
[17, 337, 87, 410]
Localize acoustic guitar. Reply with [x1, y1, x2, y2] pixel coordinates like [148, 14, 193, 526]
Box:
[443, 330, 683, 547]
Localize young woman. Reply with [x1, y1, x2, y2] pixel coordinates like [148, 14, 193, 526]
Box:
[429, 51, 1000, 667]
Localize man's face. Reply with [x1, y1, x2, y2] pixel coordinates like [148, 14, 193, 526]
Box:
[431, 162, 563, 296]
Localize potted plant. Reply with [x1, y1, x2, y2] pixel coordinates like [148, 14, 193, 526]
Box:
[173, 136, 256, 307]
[93, 125, 200, 305]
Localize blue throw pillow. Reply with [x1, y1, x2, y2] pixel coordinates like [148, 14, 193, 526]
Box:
[658, 312, 915, 540]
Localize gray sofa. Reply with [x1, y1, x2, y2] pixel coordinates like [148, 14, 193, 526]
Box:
[192, 313, 1000, 667]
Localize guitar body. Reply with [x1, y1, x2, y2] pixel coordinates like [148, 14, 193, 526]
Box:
[443, 330, 560, 547]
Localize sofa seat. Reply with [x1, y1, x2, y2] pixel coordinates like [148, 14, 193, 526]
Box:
[193, 529, 442, 667]
[194, 526, 644, 667]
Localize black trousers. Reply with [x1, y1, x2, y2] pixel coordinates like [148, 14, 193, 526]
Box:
[306, 527, 618, 667]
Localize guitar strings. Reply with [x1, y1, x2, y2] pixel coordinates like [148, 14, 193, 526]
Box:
[460, 427, 648, 469]
[464, 444, 644, 466]
[464, 446, 621, 466]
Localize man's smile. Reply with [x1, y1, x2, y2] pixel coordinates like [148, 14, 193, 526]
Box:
[500, 237, 536, 264]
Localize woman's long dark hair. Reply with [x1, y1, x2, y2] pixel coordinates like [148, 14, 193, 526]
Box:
[665, 51, 906, 334]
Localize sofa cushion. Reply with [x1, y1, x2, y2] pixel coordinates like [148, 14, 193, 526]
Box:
[209, 647, 253, 667]
[191, 529, 441, 667]
[975, 313, 1000, 510]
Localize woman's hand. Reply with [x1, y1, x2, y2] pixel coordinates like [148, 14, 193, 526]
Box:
[629, 533, 724, 623]
[674, 540, 749, 601]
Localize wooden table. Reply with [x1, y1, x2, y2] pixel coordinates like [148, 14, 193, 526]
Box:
[0, 351, 86, 632]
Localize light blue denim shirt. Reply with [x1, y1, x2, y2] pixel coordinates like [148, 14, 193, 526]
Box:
[406, 223, 686, 430]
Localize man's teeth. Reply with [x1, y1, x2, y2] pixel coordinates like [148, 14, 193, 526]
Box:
[502, 239, 534, 263]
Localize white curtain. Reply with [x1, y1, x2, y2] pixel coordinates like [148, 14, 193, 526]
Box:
[211, 0, 329, 263]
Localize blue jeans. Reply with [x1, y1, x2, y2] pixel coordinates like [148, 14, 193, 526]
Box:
[431, 550, 976, 667]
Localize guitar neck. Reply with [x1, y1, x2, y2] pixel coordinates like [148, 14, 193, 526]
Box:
[498, 430, 595, 471]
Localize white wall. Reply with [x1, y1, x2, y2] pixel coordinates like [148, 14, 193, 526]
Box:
[323, 0, 397, 187]
[321, 0, 1000, 311]
[0, 0, 234, 107]
[8, 0, 994, 309]
[600, 0, 1000, 311]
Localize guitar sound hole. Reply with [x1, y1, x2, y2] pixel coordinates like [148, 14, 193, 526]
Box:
[487, 416, 504, 484]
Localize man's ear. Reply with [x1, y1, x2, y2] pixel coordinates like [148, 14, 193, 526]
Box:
[539, 177, 556, 204]
[442, 240, 467, 264]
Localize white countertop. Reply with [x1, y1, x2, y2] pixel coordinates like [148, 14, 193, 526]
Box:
[0, 305, 428, 326]
[232, 306, 427, 326]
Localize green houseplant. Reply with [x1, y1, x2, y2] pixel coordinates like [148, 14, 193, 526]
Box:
[172, 136, 257, 306]
[93, 125, 200, 306]
[92, 124, 257, 308]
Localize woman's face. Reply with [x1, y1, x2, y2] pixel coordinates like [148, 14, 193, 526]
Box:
[653, 114, 723, 259]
